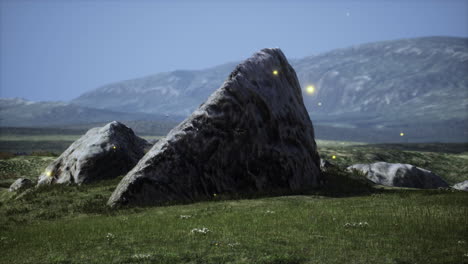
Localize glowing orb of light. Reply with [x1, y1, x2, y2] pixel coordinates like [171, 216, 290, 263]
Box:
[400, 132, 405, 137]
[318, 102, 322, 106]
[306, 85, 315, 94]
[46, 171, 52, 177]
[272, 70, 278, 75]
[113, 146, 117, 150]
[332, 155, 337, 159]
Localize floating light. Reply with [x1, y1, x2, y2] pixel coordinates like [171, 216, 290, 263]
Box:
[306, 85, 315, 94]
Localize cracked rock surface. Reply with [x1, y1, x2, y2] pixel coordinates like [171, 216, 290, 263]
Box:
[108, 48, 321, 207]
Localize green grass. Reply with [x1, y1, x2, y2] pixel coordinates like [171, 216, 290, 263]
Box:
[0, 135, 83, 141]
[0, 156, 55, 188]
[0, 137, 467, 263]
[0, 180, 467, 264]
[317, 140, 468, 185]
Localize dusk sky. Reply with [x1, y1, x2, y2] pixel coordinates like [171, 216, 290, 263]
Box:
[1, 0, 467, 101]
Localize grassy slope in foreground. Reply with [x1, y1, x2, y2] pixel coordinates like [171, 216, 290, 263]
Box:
[0, 140, 467, 263]
[0, 179, 467, 264]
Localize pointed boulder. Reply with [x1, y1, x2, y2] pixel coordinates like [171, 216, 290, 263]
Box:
[108, 48, 321, 207]
[38, 121, 150, 185]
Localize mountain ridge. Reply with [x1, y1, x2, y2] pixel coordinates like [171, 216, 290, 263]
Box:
[1, 36, 467, 142]
[71, 36, 468, 128]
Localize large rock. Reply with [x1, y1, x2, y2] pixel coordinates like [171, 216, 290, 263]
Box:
[347, 162, 449, 189]
[9, 178, 33, 192]
[452, 180, 468, 191]
[38, 121, 150, 185]
[108, 48, 321, 207]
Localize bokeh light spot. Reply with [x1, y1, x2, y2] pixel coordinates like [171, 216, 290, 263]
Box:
[332, 155, 336, 159]
[400, 132, 405, 137]
[273, 70, 278, 75]
[306, 85, 315, 94]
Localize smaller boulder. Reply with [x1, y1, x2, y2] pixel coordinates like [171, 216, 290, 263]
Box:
[347, 162, 448, 189]
[320, 159, 336, 172]
[9, 178, 33, 192]
[452, 180, 468, 192]
[38, 121, 150, 185]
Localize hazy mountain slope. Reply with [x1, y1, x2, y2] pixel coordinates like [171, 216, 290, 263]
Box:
[2, 37, 467, 142]
[72, 62, 238, 116]
[295, 36, 468, 127]
[0, 98, 179, 127]
[72, 37, 468, 130]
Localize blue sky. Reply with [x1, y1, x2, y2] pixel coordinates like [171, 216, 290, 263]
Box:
[1, 0, 467, 101]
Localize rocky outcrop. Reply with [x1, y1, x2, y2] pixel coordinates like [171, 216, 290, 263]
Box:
[38, 121, 150, 185]
[320, 159, 335, 172]
[452, 180, 468, 191]
[108, 48, 321, 207]
[9, 178, 33, 192]
[347, 162, 449, 189]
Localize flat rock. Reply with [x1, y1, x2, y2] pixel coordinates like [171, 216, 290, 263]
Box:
[108, 48, 321, 207]
[347, 162, 449, 189]
[38, 121, 150, 185]
[452, 180, 468, 191]
[9, 178, 33, 192]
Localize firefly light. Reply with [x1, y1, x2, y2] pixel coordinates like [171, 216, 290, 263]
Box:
[306, 85, 315, 94]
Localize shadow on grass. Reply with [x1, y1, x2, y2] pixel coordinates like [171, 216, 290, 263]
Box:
[113, 167, 377, 211]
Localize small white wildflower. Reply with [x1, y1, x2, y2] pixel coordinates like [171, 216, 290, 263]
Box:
[180, 215, 192, 219]
[265, 210, 275, 214]
[464, 253, 468, 257]
[344, 221, 369, 228]
[458, 240, 466, 244]
[132, 253, 152, 259]
[227, 242, 240, 247]
[190, 227, 210, 234]
[358, 222, 369, 227]
[106, 233, 115, 242]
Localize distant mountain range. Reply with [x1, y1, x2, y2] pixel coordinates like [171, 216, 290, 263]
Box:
[1, 36, 467, 142]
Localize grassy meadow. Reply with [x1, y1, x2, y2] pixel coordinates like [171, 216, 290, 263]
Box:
[0, 133, 467, 263]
